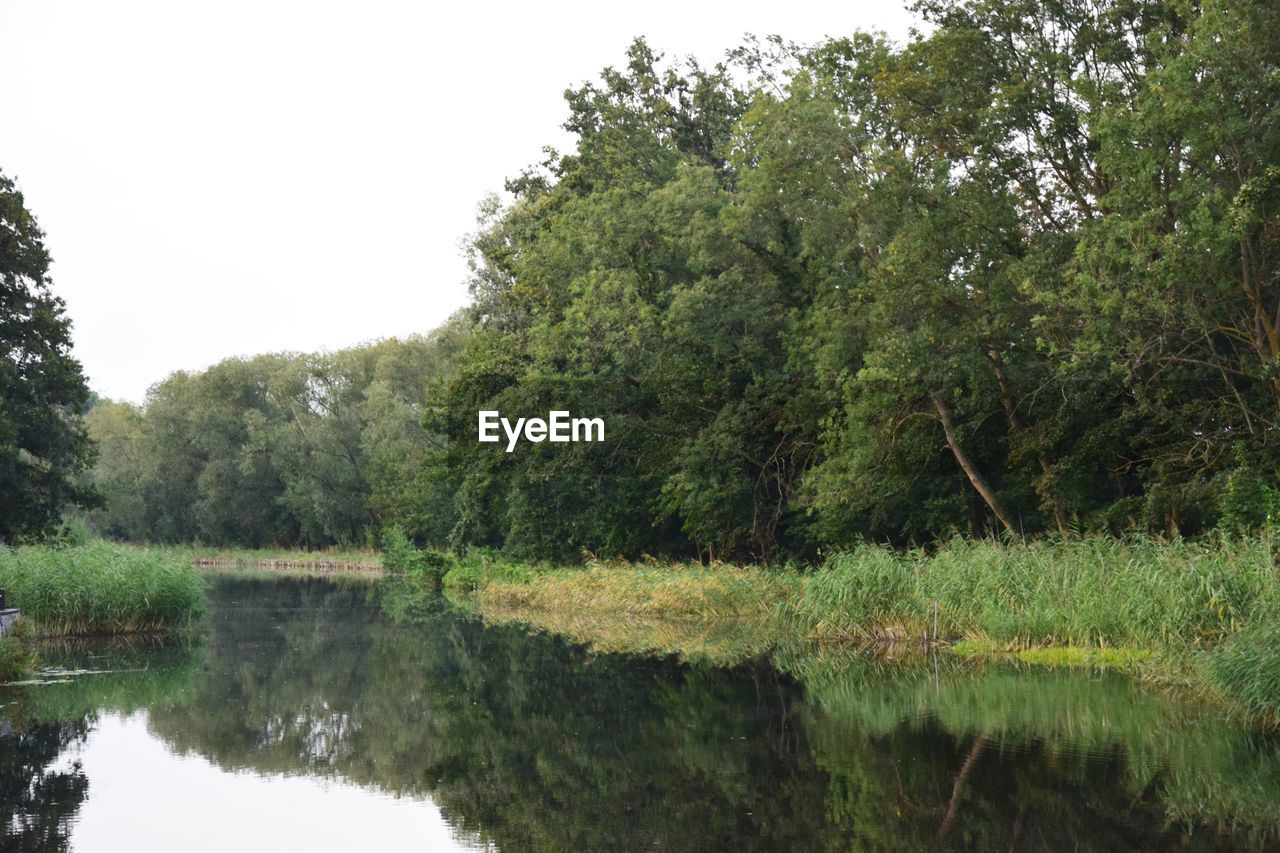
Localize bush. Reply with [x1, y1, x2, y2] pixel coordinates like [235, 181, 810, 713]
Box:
[380, 527, 455, 588]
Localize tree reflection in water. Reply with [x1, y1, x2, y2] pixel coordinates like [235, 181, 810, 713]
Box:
[2, 577, 1278, 851]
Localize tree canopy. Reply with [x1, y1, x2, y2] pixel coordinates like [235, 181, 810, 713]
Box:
[0, 172, 95, 542]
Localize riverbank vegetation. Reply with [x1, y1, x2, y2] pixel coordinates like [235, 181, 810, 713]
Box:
[0, 544, 205, 637]
[179, 545, 382, 575]
[478, 560, 797, 618]
[0, 624, 35, 682]
[466, 535, 1280, 726]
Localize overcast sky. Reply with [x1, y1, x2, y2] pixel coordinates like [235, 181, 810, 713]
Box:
[2, 1, 917, 403]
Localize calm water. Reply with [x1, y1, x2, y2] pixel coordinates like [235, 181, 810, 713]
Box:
[2, 576, 1279, 852]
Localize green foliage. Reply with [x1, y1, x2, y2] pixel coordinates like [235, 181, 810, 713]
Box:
[442, 548, 532, 593]
[0, 171, 97, 542]
[1209, 619, 1280, 726]
[0, 543, 205, 636]
[82, 321, 467, 549]
[477, 558, 799, 618]
[1218, 447, 1280, 532]
[0, 621, 35, 682]
[796, 536, 1277, 649]
[378, 526, 454, 588]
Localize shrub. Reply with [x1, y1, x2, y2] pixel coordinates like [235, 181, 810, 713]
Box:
[380, 527, 455, 588]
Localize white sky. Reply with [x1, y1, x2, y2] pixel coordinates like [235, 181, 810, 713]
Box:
[2, 1, 917, 403]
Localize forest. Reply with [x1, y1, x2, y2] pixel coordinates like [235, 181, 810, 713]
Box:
[7, 0, 1279, 564]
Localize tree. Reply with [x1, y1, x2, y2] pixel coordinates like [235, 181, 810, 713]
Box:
[0, 171, 96, 541]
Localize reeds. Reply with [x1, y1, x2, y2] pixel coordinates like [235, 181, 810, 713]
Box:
[795, 535, 1279, 650]
[0, 543, 206, 637]
[473, 535, 1280, 726]
[1208, 620, 1280, 726]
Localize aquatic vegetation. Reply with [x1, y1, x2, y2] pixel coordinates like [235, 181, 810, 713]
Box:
[479, 606, 791, 667]
[0, 622, 35, 682]
[948, 639, 1154, 669]
[0, 543, 205, 636]
[474, 534, 1280, 726]
[1209, 619, 1280, 727]
[794, 535, 1278, 650]
[477, 558, 799, 618]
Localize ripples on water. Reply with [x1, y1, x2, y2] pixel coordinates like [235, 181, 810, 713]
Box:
[1, 576, 1278, 852]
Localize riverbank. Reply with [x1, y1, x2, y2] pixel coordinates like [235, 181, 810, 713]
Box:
[0, 543, 205, 638]
[472, 536, 1280, 727]
[178, 546, 382, 576]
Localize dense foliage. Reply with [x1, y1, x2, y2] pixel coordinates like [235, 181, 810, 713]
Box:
[0, 543, 205, 636]
[0, 171, 96, 542]
[81, 322, 467, 547]
[83, 0, 1280, 560]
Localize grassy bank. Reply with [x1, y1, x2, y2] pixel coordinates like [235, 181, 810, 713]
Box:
[792, 537, 1275, 647]
[469, 535, 1280, 726]
[477, 559, 798, 618]
[0, 543, 206, 637]
[174, 545, 382, 575]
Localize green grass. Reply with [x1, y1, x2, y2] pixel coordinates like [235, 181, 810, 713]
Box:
[1208, 619, 1280, 726]
[793, 535, 1277, 649]
[469, 534, 1280, 727]
[476, 557, 799, 618]
[0, 543, 206, 637]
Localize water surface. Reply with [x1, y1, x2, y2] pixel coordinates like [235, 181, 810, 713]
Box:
[2, 576, 1278, 851]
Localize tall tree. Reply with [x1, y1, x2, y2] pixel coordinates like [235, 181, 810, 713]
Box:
[0, 171, 95, 541]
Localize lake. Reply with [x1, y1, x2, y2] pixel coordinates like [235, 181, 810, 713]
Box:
[2, 575, 1278, 851]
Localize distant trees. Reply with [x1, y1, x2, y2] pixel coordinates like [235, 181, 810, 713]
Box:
[82, 323, 466, 547]
[0, 171, 96, 542]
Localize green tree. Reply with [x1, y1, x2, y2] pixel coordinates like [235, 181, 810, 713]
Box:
[0, 171, 96, 541]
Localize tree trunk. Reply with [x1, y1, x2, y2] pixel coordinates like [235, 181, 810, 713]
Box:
[986, 348, 1069, 536]
[930, 390, 1017, 535]
[937, 736, 988, 841]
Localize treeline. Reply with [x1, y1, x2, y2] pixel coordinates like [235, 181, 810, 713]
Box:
[82, 321, 467, 547]
[86, 0, 1280, 560]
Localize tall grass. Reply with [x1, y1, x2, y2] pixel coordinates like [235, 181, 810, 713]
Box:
[795, 535, 1279, 649]
[1208, 620, 1280, 726]
[472, 535, 1280, 726]
[0, 543, 206, 636]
